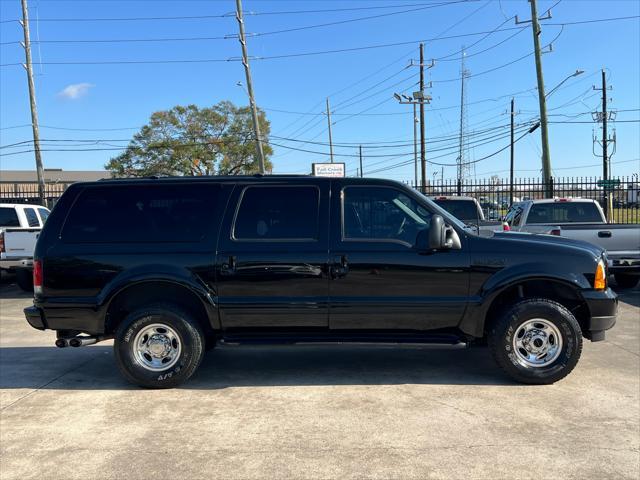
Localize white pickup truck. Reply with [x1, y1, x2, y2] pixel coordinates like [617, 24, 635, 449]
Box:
[0, 203, 50, 291]
[431, 196, 504, 235]
[504, 198, 640, 288]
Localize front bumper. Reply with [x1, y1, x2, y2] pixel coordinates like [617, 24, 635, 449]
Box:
[582, 287, 618, 342]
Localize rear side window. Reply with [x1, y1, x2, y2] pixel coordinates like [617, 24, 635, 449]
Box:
[0, 208, 20, 227]
[528, 202, 602, 224]
[38, 208, 50, 224]
[233, 186, 319, 240]
[62, 184, 219, 243]
[433, 200, 478, 221]
[24, 208, 40, 227]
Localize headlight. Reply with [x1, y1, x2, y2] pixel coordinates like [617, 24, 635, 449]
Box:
[594, 259, 607, 291]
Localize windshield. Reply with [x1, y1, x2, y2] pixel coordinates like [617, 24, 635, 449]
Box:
[433, 199, 480, 222]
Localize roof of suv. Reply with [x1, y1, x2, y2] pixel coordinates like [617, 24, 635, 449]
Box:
[75, 175, 409, 188]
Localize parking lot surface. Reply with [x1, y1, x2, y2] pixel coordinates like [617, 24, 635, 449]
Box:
[0, 281, 638, 480]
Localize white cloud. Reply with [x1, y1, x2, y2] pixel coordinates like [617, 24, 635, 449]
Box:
[57, 83, 94, 100]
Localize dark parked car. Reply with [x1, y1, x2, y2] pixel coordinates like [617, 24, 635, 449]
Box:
[24, 176, 617, 388]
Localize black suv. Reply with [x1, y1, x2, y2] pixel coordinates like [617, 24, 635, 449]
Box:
[24, 176, 617, 388]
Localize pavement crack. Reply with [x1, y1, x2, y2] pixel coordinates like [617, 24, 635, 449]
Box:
[604, 340, 640, 358]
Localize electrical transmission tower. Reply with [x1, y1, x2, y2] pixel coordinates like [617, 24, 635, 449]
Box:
[457, 48, 473, 190]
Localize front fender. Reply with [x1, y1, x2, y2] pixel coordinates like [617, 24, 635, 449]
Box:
[459, 262, 591, 338]
[481, 262, 591, 294]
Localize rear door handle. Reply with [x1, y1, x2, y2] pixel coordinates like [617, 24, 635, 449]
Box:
[330, 255, 349, 279]
[598, 231, 612, 238]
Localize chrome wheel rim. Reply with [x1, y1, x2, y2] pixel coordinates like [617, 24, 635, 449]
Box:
[512, 318, 563, 368]
[133, 323, 182, 371]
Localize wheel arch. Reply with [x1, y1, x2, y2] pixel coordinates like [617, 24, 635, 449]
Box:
[103, 278, 218, 336]
[460, 273, 592, 339]
[481, 277, 591, 338]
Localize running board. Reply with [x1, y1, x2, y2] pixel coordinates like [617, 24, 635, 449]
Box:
[219, 332, 467, 348]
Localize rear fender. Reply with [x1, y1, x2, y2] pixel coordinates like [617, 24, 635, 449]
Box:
[98, 264, 218, 330]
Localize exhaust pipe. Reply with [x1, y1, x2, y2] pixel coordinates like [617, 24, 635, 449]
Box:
[69, 337, 99, 347]
[57, 335, 112, 348]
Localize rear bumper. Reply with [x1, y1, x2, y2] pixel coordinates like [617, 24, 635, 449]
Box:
[24, 305, 46, 330]
[0, 258, 32, 270]
[23, 303, 104, 334]
[582, 288, 618, 342]
[607, 257, 640, 275]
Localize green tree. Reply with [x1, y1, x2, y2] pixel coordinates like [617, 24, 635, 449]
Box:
[106, 101, 273, 177]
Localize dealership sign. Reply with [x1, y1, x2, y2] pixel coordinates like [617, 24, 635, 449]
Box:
[312, 163, 345, 177]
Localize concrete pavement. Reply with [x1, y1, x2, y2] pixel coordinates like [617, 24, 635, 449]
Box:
[0, 282, 638, 479]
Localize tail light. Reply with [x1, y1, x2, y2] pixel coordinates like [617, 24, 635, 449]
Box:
[33, 259, 43, 295]
[0, 232, 4, 253]
[594, 260, 607, 290]
[550, 229, 561, 236]
[502, 222, 510, 232]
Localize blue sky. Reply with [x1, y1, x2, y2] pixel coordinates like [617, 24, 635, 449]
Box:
[1, 0, 639, 182]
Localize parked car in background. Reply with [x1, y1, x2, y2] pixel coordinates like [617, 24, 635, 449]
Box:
[0, 203, 50, 291]
[504, 198, 640, 288]
[431, 196, 503, 234]
[24, 176, 617, 388]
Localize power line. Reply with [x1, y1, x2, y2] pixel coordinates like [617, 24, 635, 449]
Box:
[0, 2, 474, 24]
[251, 16, 639, 61]
[248, 2, 470, 39]
[2, 15, 636, 67]
[0, 2, 467, 45]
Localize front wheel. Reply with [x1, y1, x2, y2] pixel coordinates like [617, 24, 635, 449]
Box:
[114, 305, 205, 388]
[488, 298, 583, 385]
[614, 273, 639, 289]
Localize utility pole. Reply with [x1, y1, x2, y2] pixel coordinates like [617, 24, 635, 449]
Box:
[601, 70, 609, 187]
[326, 97, 334, 163]
[457, 48, 471, 187]
[510, 97, 515, 205]
[235, 0, 265, 174]
[20, 0, 45, 205]
[517, 0, 553, 197]
[359, 145, 363, 178]
[593, 69, 615, 221]
[413, 103, 418, 189]
[419, 43, 426, 193]
[394, 45, 432, 191]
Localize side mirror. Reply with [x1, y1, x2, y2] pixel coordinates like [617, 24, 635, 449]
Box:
[425, 214, 461, 251]
[429, 215, 447, 249]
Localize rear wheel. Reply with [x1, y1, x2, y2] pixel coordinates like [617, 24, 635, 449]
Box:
[614, 273, 639, 289]
[114, 305, 205, 388]
[488, 298, 582, 384]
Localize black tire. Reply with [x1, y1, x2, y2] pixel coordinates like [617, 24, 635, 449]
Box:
[114, 304, 205, 388]
[614, 273, 639, 289]
[15, 268, 34, 292]
[488, 298, 583, 385]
